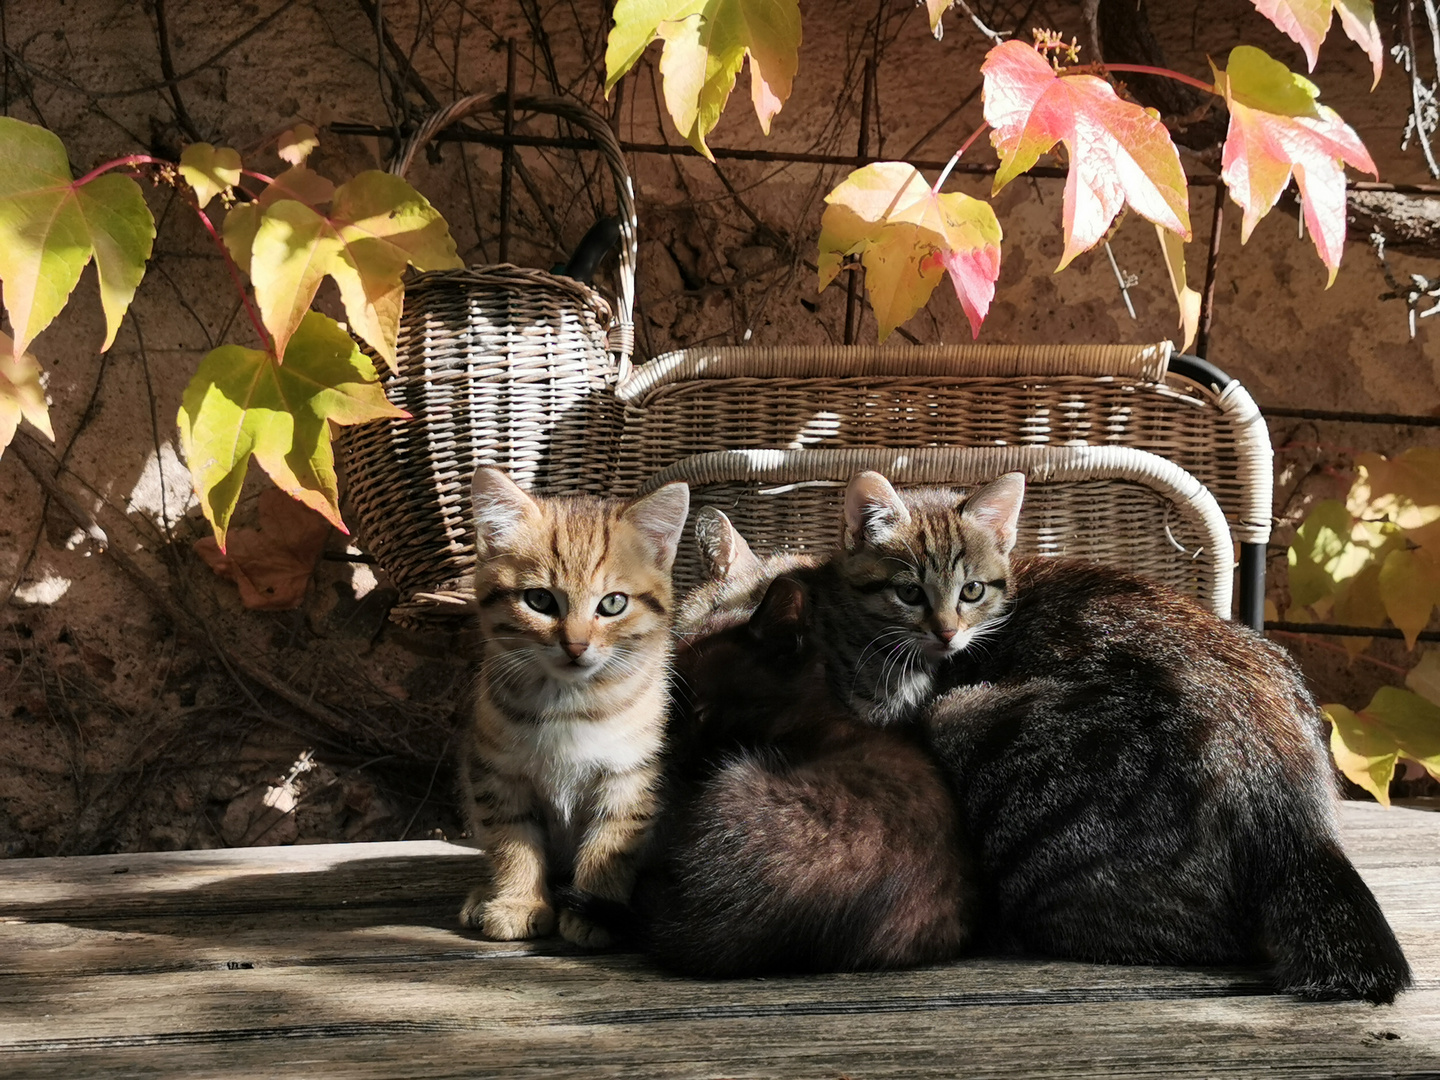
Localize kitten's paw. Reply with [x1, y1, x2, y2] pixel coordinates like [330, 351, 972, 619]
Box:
[559, 909, 613, 949]
[460, 891, 556, 940]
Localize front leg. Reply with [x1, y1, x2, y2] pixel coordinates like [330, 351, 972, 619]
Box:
[459, 752, 554, 940]
[559, 765, 659, 948]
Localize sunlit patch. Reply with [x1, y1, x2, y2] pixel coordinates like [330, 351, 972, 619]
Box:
[13, 571, 71, 605]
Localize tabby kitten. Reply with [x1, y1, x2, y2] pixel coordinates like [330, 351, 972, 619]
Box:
[792, 471, 1018, 726]
[458, 467, 690, 947]
[817, 470, 1410, 1003]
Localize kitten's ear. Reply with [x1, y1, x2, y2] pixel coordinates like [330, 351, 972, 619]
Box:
[694, 507, 759, 581]
[623, 482, 691, 569]
[961, 472, 1025, 556]
[844, 471, 912, 552]
[749, 576, 807, 655]
[471, 466, 540, 554]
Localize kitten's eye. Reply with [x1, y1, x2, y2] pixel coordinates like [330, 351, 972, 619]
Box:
[523, 589, 558, 614]
[893, 581, 925, 606]
[960, 580, 985, 602]
[597, 592, 629, 616]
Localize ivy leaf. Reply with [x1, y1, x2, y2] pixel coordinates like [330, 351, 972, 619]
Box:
[1406, 649, 1440, 707]
[1156, 225, 1200, 353]
[1326, 687, 1440, 803]
[177, 311, 407, 549]
[0, 116, 156, 356]
[195, 486, 332, 610]
[1287, 499, 1397, 606]
[179, 143, 242, 209]
[1379, 547, 1440, 650]
[277, 124, 319, 167]
[1348, 448, 1440, 549]
[1213, 45, 1376, 286]
[248, 171, 461, 368]
[224, 165, 337, 277]
[1324, 703, 1400, 804]
[1249, 0, 1383, 87]
[0, 331, 53, 455]
[981, 39, 1190, 270]
[605, 0, 801, 160]
[818, 162, 1003, 341]
[924, 0, 951, 38]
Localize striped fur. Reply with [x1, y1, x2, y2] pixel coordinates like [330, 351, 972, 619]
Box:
[793, 471, 1022, 726]
[458, 468, 689, 947]
[804, 471, 1409, 1002]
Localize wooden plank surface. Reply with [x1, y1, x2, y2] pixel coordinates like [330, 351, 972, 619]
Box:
[0, 801, 1436, 1079]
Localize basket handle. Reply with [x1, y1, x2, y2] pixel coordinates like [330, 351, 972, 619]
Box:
[390, 93, 638, 378]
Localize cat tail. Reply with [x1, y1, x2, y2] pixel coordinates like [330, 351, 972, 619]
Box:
[1257, 832, 1411, 1004]
[552, 884, 647, 948]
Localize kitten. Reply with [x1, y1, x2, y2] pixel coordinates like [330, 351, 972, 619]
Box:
[457, 467, 689, 947]
[792, 471, 1016, 726]
[631, 512, 975, 977]
[820, 469, 1410, 1003]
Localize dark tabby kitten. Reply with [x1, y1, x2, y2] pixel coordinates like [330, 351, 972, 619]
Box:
[815, 469, 1410, 1003]
[629, 509, 976, 977]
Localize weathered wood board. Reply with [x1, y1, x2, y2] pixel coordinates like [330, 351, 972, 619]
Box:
[0, 801, 1437, 1079]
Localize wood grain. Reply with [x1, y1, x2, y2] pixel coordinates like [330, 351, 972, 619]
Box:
[0, 802, 1436, 1079]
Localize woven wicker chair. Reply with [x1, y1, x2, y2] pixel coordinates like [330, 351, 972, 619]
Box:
[639, 445, 1234, 617]
[616, 341, 1270, 626]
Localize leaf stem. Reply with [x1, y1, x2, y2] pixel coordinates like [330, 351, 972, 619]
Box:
[1097, 63, 1215, 95]
[933, 122, 990, 193]
[74, 153, 168, 187]
[241, 168, 276, 186]
[190, 200, 273, 354]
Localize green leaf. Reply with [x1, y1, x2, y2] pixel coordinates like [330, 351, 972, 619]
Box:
[1324, 703, 1399, 805]
[0, 330, 53, 455]
[179, 143, 241, 209]
[605, 0, 800, 160]
[177, 311, 406, 548]
[1379, 547, 1440, 650]
[1287, 499, 1378, 607]
[0, 117, 156, 355]
[1156, 225, 1200, 354]
[248, 171, 461, 368]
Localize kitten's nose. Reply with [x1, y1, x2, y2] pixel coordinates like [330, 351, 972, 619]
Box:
[936, 628, 958, 643]
[562, 640, 589, 659]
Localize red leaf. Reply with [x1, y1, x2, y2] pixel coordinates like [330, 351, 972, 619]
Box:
[981, 40, 1190, 270]
[1215, 46, 1376, 285]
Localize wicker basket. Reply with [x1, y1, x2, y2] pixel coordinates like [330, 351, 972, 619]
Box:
[615, 343, 1271, 555]
[638, 445, 1234, 616]
[341, 94, 638, 626]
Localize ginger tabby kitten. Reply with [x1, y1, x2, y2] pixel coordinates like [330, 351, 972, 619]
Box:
[458, 468, 689, 947]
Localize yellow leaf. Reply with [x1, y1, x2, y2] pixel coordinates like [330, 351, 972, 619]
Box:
[1406, 649, 1440, 708]
[1324, 703, 1397, 804]
[1155, 224, 1200, 353]
[818, 162, 1003, 341]
[606, 0, 800, 160]
[176, 312, 406, 548]
[1363, 686, 1440, 784]
[1349, 449, 1440, 549]
[277, 124, 319, 167]
[1334, 559, 1385, 655]
[0, 330, 53, 455]
[1379, 547, 1440, 650]
[924, 0, 953, 38]
[248, 171, 461, 368]
[179, 143, 242, 209]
